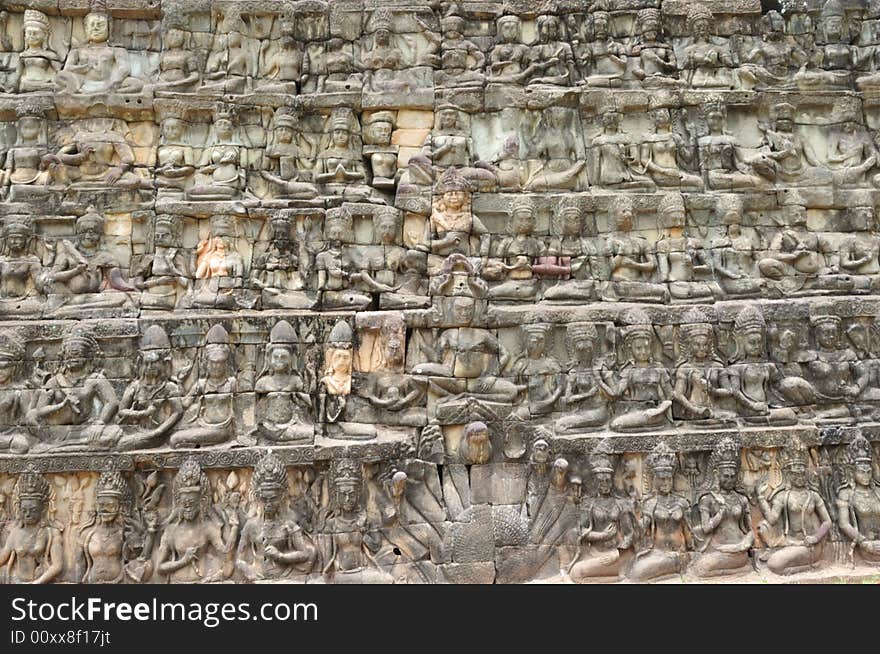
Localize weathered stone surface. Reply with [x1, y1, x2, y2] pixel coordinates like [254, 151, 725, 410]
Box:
[1, 0, 880, 585]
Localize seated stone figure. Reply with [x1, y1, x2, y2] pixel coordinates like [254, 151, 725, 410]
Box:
[251, 213, 315, 310]
[0, 217, 46, 316]
[245, 320, 314, 445]
[171, 325, 240, 449]
[29, 326, 122, 452]
[55, 7, 148, 95]
[45, 208, 137, 316]
[116, 325, 184, 451]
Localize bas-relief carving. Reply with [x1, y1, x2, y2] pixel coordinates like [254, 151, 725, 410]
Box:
[2, 0, 880, 583]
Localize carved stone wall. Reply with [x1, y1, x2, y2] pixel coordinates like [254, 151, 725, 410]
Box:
[1, 0, 880, 584]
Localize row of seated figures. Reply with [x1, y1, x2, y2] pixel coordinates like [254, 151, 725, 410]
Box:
[8, 3, 880, 97]
[5, 100, 880, 212]
[0, 299, 878, 455]
[4, 197, 880, 318]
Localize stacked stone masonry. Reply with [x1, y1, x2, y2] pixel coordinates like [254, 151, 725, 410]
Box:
[1, 0, 880, 584]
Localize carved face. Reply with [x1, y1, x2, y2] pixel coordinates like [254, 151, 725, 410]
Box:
[142, 352, 164, 381]
[375, 215, 399, 244]
[688, 333, 710, 360]
[216, 119, 234, 141]
[539, 17, 559, 42]
[442, 190, 467, 212]
[601, 112, 620, 131]
[165, 28, 185, 49]
[531, 440, 550, 464]
[337, 484, 358, 512]
[325, 218, 347, 243]
[815, 323, 839, 349]
[742, 331, 764, 358]
[499, 20, 519, 43]
[525, 332, 546, 358]
[77, 222, 103, 249]
[331, 128, 350, 148]
[511, 209, 535, 235]
[718, 466, 737, 491]
[154, 223, 174, 247]
[269, 346, 292, 374]
[451, 298, 475, 325]
[85, 14, 110, 43]
[6, 231, 28, 254]
[19, 497, 44, 525]
[629, 335, 651, 364]
[778, 329, 796, 352]
[65, 342, 91, 373]
[594, 15, 608, 39]
[438, 109, 458, 130]
[0, 358, 16, 385]
[654, 469, 674, 494]
[465, 428, 490, 463]
[824, 16, 843, 40]
[854, 462, 873, 486]
[385, 335, 403, 366]
[595, 471, 613, 495]
[614, 204, 634, 232]
[17, 116, 41, 141]
[571, 335, 595, 364]
[24, 25, 47, 48]
[162, 119, 184, 142]
[206, 353, 229, 380]
[848, 326, 867, 352]
[366, 121, 392, 145]
[259, 487, 282, 517]
[693, 17, 709, 39]
[707, 110, 724, 133]
[329, 349, 352, 377]
[560, 209, 581, 235]
[275, 126, 294, 144]
[641, 18, 659, 40]
[178, 489, 201, 520]
[375, 28, 391, 45]
[652, 110, 671, 129]
[551, 462, 568, 488]
[787, 463, 806, 488]
[97, 496, 120, 524]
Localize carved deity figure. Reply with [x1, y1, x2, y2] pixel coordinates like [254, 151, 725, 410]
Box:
[189, 214, 246, 310]
[710, 195, 765, 298]
[426, 167, 488, 257]
[187, 110, 246, 200]
[634, 109, 702, 190]
[601, 195, 669, 303]
[0, 330, 33, 453]
[579, 11, 626, 88]
[528, 15, 577, 86]
[512, 323, 564, 416]
[806, 315, 862, 422]
[755, 440, 832, 575]
[837, 435, 880, 564]
[156, 459, 237, 583]
[723, 307, 799, 425]
[538, 198, 600, 302]
[740, 10, 807, 89]
[750, 102, 831, 187]
[260, 110, 317, 199]
[630, 9, 680, 87]
[436, 13, 485, 89]
[237, 453, 317, 581]
[76, 472, 137, 583]
[608, 309, 674, 432]
[16, 10, 60, 92]
[0, 472, 63, 584]
[116, 326, 183, 451]
[55, 8, 144, 95]
[43, 124, 147, 191]
[133, 215, 191, 311]
[654, 193, 718, 303]
[315, 209, 374, 310]
[556, 323, 613, 434]
[692, 438, 754, 577]
[318, 459, 393, 583]
[569, 445, 634, 582]
[0, 217, 44, 315]
[673, 309, 735, 425]
[171, 325, 239, 448]
[794, 0, 857, 90]
[487, 16, 549, 85]
[680, 5, 736, 89]
[486, 197, 540, 301]
[630, 442, 694, 581]
[248, 320, 313, 445]
[2, 100, 50, 201]
[590, 111, 652, 190]
[697, 102, 767, 191]
[29, 326, 122, 452]
[251, 213, 314, 310]
[154, 118, 195, 196]
[314, 110, 373, 201]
